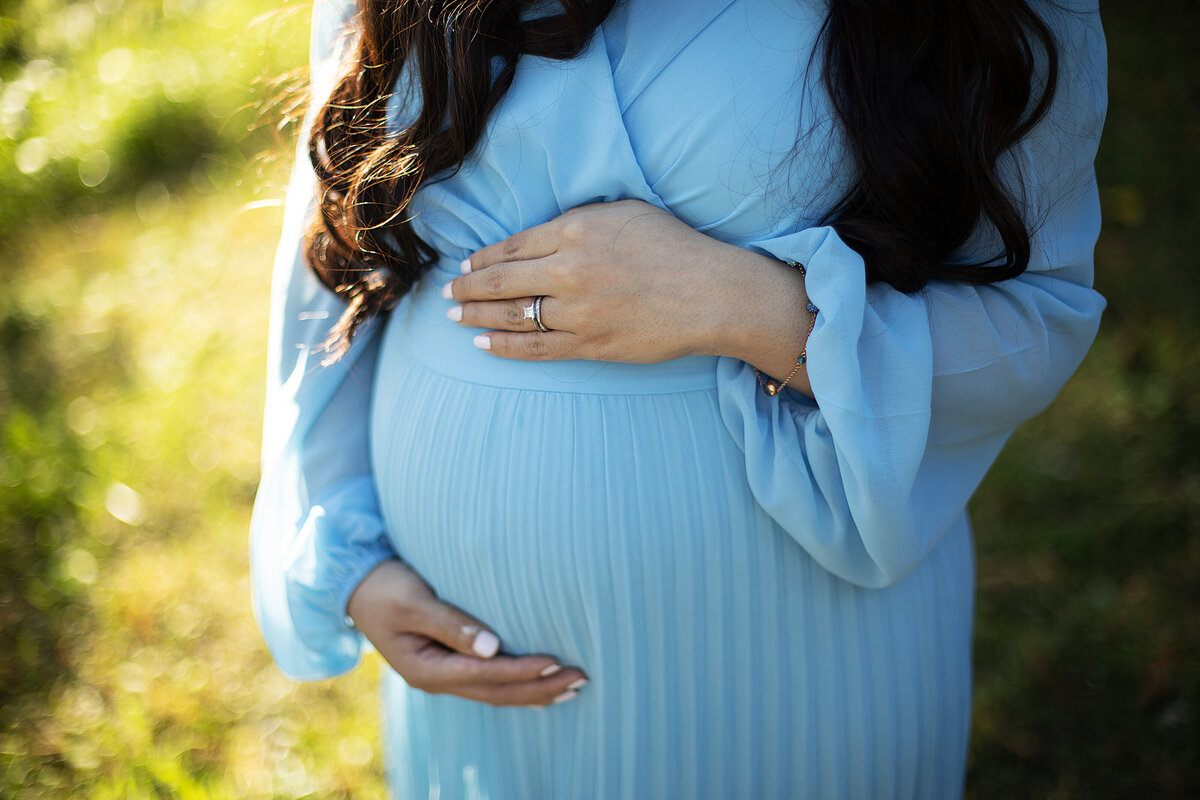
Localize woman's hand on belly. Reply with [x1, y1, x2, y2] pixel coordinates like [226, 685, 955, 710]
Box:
[347, 560, 587, 706]
[441, 198, 817, 395]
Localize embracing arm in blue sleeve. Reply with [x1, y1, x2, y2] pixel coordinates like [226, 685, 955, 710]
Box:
[715, 3, 1108, 587]
[249, 0, 397, 681]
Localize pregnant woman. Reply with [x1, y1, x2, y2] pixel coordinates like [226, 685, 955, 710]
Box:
[251, 0, 1107, 797]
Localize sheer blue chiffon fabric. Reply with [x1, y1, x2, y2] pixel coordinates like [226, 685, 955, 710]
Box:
[250, 1, 1107, 796]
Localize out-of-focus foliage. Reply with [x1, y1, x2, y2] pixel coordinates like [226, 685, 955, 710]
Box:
[967, 1, 1200, 796]
[0, 1, 384, 797]
[0, 0, 1194, 797]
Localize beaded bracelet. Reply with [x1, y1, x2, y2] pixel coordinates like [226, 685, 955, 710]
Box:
[753, 261, 819, 397]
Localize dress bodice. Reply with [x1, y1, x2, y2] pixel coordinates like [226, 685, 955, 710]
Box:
[406, 0, 846, 262]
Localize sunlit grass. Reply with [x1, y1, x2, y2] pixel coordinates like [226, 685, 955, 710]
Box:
[2, 1, 386, 797]
[4, 179, 387, 799]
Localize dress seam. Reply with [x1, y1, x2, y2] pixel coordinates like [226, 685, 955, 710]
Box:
[396, 337, 722, 398]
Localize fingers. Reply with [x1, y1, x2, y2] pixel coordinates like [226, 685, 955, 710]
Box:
[449, 296, 574, 334]
[472, 330, 577, 361]
[449, 296, 539, 332]
[349, 560, 592, 707]
[399, 589, 587, 695]
[376, 634, 589, 706]
[384, 634, 549, 684]
[463, 200, 652, 273]
[443, 258, 565, 303]
[445, 285, 582, 360]
[349, 559, 502, 660]
[465, 219, 562, 272]
[406, 593, 505, 659]
[456, 672, 590, 707]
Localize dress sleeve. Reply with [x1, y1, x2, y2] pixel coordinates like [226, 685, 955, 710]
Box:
[716, 3, 1108, 588]
[249, 0, 397, 681]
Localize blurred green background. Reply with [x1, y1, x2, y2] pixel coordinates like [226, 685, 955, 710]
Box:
[0, 0, 1195, 797]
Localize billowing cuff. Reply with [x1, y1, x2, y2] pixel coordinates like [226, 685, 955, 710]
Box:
[718, 227, 939, 587]
[282, 476, 397, 671]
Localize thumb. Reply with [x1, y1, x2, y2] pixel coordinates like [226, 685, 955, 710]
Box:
[410, 597, 501, 659]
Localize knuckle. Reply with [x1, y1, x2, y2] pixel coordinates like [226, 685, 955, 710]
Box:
[571, 295, 594, 319]
[503, 302, 527, 327]
[387, 590, 416, 619]
[480, 269, 506, 297]
[525, 336, 549, 359]
[559, 217, 589, 244]
[549, 260, 578, 291]
[501, 235, 523, 260]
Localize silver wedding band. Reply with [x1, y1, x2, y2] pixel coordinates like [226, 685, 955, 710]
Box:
[531, 296, 550, 332]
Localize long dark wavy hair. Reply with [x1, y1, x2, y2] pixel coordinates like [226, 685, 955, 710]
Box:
[306, 0, 1059, 359]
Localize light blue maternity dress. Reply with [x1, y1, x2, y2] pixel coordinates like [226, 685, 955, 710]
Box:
[250, 1, 1108, 797]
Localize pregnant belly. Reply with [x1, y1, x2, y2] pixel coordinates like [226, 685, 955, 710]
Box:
[368, 270, 762, 662]
[369, 271, 978, 797]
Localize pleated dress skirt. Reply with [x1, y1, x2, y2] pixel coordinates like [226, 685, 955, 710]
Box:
[369, 261, 976, 800]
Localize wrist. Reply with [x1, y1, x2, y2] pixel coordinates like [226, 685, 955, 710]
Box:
[709, 246, 811, 353]
[706, 245, 816, 396]
[344, 555, 402, 627]
[684, 241, 770, 358]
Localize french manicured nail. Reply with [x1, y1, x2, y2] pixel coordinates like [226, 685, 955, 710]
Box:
[473, 630, 500, 658]
[551, 690, 578, 704]
[567, 678, 588, 691]
[460, 258, 472, 273]
[539, 664, 562, 677]
[441, 281, 454, 299]
[473, 334, 491, 351]
[446, 305, 462, 322]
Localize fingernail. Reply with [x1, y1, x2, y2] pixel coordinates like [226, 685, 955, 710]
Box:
[567, 678, 588, 691]
[551, 690, 578, 704]
[446, 304, 462, 322]
[473, 334, 491, 351]
[460, 258, 472, 273]
[472, 630, 499, 658]
[441, 281, 454, 300]
[539, 664, 562, 677]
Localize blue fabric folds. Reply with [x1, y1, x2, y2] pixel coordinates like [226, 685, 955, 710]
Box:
[251, 0, 1107, 727]
[249, 0, 395, 681]
[717, 226, 1105, 587]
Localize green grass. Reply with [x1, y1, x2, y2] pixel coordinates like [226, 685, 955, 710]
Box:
[0, 2, 385, 797]
[0, 0, 1196, 797]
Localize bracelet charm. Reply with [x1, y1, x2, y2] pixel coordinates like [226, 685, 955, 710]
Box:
[753, 261, 819, 396]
